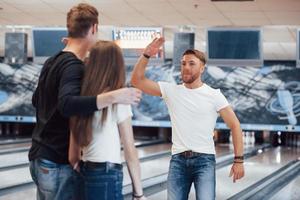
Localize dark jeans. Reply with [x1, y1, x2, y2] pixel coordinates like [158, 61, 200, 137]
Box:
[167, 153, 216, 200]
[81, 161, 123, 200]
[29, 159, 82, 200]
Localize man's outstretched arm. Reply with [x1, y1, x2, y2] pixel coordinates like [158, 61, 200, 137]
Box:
[58, 63, 142, 117]
[131, 37, 165, 97]
[219, 106, 245, 183]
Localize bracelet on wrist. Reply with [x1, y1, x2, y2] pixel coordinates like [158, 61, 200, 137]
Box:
[234, 156, 244, 160]
[142, 53, 150, 59]
[133, 193, 144, 198]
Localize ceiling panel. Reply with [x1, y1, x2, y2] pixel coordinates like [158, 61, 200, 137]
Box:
[257, 0, 300, 11]
[1, 12, 42, 25]
[146, 15, 193, 26]
[229, 18, 271, 26]
[169, 1, 217, 12]
[0, 0, 299, 60]
[43, 0, 83, 3]
[3, 0, 43, 4]
[265, 11, 300, 20]
[270, 19, 300, 26]
[0, 0, 299, 26]
[214, 2, 261, 12]
[190, 19, 232, 26]
[0, 2, 22, 13]
[10, 3, 57, 13]
[224, 11, 267, 19]
[41, 2, 89, 13]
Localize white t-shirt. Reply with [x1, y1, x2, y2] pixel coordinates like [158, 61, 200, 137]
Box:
[82, 104, 132, 164]
[158, 82, 229, 155]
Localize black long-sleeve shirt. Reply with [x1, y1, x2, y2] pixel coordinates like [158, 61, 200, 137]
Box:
[29, 51, 98, 164]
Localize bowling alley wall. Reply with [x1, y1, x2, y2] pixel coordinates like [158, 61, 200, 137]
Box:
[0, 25, 299, 137]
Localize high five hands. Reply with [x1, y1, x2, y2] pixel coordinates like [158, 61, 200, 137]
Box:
[143, 37, 165, 57]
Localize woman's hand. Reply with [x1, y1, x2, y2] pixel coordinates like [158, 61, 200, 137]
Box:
[72, 161, 80, 173]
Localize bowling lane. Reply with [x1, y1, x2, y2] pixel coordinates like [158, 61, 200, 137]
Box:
[0, 143, 172, 192]
[216, 147, 300, 200]
[0, 138, 31, 146]
[0, 188, 36, 200]
[215, 143, 234, 156]
[123, 156, 170, 185]
[0, 143, 171, 171]
[121, 143, 171, 158]
[148, 147, 300, 200]
[0, 142, 30, 153]
[270, 174, 300, 200]
[0, 143, 233, 199]
[0, 151, 28, 169]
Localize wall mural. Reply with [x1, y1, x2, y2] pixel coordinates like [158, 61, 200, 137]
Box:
[0, 61, 299, 130]
[0, 63, 41, 122]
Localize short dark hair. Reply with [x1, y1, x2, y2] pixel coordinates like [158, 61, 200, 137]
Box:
[182, 49, 206, 65]
[67, 3, 98, 38]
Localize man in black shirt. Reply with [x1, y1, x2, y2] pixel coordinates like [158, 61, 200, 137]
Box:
[29, 3, 142, 200]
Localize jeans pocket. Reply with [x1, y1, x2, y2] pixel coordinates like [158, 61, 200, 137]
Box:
[85, 181, 108, 200]
[114, 171, 123, 200]
[37, 159, 59, 193]
[204, 154, 216, 164]
[39, 159, 59, 169]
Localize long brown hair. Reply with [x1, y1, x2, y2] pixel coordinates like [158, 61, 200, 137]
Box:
[70, 40, 125, 147]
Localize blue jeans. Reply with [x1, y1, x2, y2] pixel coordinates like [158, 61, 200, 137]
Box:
[29, 159, 82, 200]
[81, 162, 123, 200]
[167, 153, 216, 200]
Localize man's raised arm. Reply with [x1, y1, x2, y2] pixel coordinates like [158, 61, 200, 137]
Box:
[131, 37, 165, 97]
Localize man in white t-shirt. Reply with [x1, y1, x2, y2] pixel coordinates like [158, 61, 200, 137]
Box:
[131, 37, 244, 200]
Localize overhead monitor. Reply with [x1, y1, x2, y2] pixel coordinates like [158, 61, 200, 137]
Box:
[207, 28, 263, 67]
[113, 27, 164, 65]
[173, 32, 195, 68]
[32, 27, 67, 64]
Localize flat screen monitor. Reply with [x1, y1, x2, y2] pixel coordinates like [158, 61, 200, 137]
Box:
[173, 32, 195, 68]
[207, 28, 263, 67]
[113, 27, 164, 65]
[32, 28, 67, 64]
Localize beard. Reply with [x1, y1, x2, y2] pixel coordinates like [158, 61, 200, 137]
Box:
[182, 72, 200, 84]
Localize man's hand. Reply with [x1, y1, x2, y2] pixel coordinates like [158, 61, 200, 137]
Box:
[112, 87, 142, 105]
[229, 163, 245, 183]
[143, 37, 165, 57]
[96, 88, 142, 110]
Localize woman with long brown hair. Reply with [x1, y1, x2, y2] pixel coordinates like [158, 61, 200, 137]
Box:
[69, 40, 146, 200]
